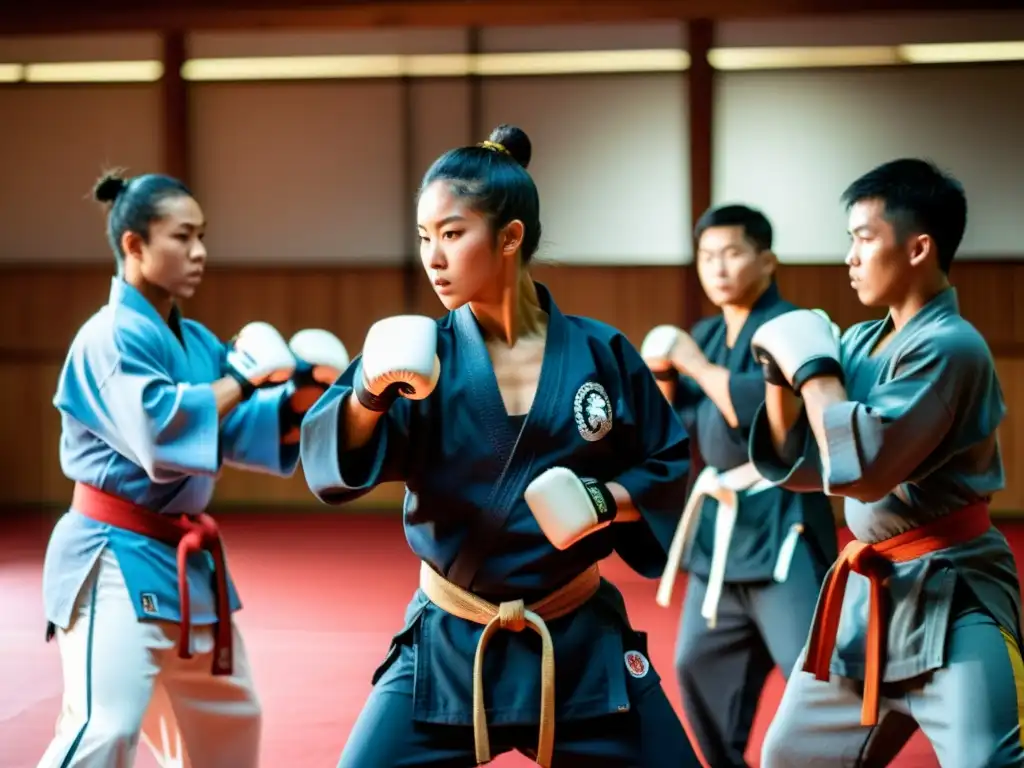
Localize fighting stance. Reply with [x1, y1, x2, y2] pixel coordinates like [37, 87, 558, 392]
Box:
[38, 172, 349, 768]
[300, 125, 702, 767]
[641, 205, 837, 767]
[748, 158, 1024, 767]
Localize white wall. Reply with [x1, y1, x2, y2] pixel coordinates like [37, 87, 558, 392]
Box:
[0, 85, 162, 263]
[0, 19, 1020, 265]
[712, 66, 1024, 262]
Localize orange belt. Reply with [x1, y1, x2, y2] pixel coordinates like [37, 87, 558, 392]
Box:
[72, 483, 234, 676]
[804, 501, 991, 726]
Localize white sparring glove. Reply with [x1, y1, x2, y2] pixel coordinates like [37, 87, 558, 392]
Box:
[640, 324, 684, 381]
[353, 315, 440, 412]
[289, 329, 350, 389]
[224, 322, 296, 400]
[749, 309, 844, 393]
[524, 467, 618, 550]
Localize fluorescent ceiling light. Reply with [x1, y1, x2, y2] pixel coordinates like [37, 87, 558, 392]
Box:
[182, 49, 691, 81]
[22, 60, 163, 83]
[182, 54, 403, 81]
[1, 41, 1020, 84]
[899, 41, 1024, 64]
[0, 64, 23, 82]
[709, 41, 1024, 70]
[474, 49, 690, 76]
[709, 46, 902, 70]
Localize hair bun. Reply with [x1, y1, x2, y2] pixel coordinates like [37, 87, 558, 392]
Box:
[488, 124, 532, 169]
[93, 173, 128, 204]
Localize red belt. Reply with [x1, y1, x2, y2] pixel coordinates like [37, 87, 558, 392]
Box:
[72, 482, 234, 676]
[804, 500, 991, 726]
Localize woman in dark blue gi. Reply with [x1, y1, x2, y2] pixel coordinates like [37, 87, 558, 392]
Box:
[300, 124, 702, 767]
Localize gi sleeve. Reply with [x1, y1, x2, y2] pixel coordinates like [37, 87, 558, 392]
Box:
[814, 334, 996, 502]
[748, 403, 825, 493]
[752, 333, 998, 502]
[299, 354, 412, 505]
[100, 326, 221, 482]
[219, 378, 301, 478]
[727, 371, 768, 431]
[608, 337, 692, 578]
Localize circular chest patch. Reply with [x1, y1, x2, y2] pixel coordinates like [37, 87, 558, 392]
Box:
[574, 382, 612, 442]
[624, 650, 650, 678]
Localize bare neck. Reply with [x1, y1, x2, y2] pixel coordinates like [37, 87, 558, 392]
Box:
[124, 269, 175, 321]
[470, 263, 545, 347]
[721, 279, 770, 345]
[889, 273, 950, 331]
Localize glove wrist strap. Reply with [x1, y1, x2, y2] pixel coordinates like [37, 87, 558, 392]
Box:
[581, 479, 618, 524]
[225, 367, 256, 401]
[792, 359, 845, 393]
[353, 360, 398, 413]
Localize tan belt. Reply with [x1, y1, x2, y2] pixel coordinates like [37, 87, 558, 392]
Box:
[656, 462, 775, 626]
[419, 562, 602, 767]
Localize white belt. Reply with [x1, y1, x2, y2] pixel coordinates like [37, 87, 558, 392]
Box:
[657, 462, 799, 628]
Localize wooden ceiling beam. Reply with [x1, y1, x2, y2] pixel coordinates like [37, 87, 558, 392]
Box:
[2, 0, 1020, 36]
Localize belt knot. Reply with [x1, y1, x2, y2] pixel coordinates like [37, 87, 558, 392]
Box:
[497, 599, 527, 632]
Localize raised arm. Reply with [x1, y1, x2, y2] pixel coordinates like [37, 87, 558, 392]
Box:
[221, 327, 351, 478]
[300, 315, 440, 505]
[748, 312, 1000, 504]
[640, 322, 747, 429]
[799, 335, 1000, 502]
[85, 328, 235, 482]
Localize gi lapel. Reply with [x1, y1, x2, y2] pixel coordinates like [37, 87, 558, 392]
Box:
[728, 281, 781, 371]
[446, 283, 569, 588]
[452, 303, 522, 469]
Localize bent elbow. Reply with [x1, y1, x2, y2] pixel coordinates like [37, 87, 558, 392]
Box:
[830, 476, 892, 504]
[137, 450, 190, 484]
[144, 432, 221, 480]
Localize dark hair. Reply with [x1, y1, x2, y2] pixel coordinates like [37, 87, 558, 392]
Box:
[694, 204, 773, 252]
[93, 169, 193, 270]
[419, 124, 542, 264]
[840, 158, 966, 274]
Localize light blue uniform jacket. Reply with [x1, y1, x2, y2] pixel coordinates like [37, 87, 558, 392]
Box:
[44, 277, 299, 629]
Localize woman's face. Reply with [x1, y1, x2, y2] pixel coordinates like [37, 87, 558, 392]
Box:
[417, 180, 509, 311]
[123, 194, 207, 301]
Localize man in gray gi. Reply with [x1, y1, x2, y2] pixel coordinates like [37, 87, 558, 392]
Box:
[746, 157, 1024, 767]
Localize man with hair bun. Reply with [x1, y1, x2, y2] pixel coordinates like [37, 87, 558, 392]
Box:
[300, 124, 702, 767]
[37, 170, 349, 767]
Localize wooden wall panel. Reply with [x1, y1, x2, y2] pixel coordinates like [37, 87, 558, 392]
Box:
[1, 261, 1020, 512]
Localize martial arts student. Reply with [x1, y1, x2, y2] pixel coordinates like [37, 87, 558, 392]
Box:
[299, 124, 702, 768]
[747, 158, 1024, 767]
[640, 204, 837, 767]
[38, 171, 349, 768]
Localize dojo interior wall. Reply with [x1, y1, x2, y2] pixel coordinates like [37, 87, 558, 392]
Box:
[0, 13, 1022, 515]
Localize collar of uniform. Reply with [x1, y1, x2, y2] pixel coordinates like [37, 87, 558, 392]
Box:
[890, 285, 960, 336]
[751, 279, 781, 313]
[533, 281, 563, 323]
[108, 276, 185, 330]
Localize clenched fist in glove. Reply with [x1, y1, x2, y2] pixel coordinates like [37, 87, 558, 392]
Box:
[281, 329, 351, 443]
[353, 315, 440, 412]
[641, 324, 706, 379]
[641, 325, 683, 380]
[224, 322, 296, 400]
[525, 467, 618, 550]
[749, 309, 844, 393]
[289, 329, 350, 409]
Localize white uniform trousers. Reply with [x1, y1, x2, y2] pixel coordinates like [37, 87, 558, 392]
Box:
[37, 547, 262, 768]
